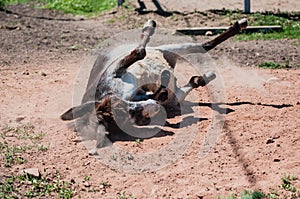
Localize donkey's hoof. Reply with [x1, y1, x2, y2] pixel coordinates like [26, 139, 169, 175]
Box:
[203, 71, 216, 84]
[142, 20, 156, 36]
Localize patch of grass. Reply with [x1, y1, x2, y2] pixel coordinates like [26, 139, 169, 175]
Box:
[0, 0, 7, 8]
[0, 124, 48, 167]
[218, 190, 267, 199]
[219, 175, 299, 199]
[240, 190, 266, 199]
[37, 144, 49, 152]
[223, 10, 300, 40]
[0, 172, 73, 198]
[0, 142, 29, 167]
[1, 0, 116, 15]
[258, 61, 291, 69]
[1, 123, 45, 143]
[1, 169, 111, 198]
[48, 0, 116, 15]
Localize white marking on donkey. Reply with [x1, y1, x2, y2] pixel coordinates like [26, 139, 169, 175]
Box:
[61, 19, 248, 148]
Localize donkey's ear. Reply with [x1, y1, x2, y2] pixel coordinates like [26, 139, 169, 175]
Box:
[60, 101, 99, 121]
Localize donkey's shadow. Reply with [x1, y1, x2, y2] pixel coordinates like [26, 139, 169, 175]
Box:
[74, 100, 293, 146]
[108, 100, 293, 142]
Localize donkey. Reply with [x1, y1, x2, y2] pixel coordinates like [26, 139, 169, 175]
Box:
[61, 19, 247, 148]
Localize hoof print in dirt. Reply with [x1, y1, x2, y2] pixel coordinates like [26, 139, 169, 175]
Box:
[61, 19, 248, 148]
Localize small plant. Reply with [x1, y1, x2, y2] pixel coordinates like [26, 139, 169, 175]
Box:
[84, 175, 90, 181]
[135, 138, 142, 145]
[0, 142, 28, 167]
[111, 155, 117, 161]
[281, 174, 297, 192]
[2, 123, 45, 143]
[264, 190, 279, 199]
[37, 144, 49, 152]
[240, 190, 266, 199]
[0, 0, 8, 9]
[0, 176, 15, 199]
[118, 191, 137, 199]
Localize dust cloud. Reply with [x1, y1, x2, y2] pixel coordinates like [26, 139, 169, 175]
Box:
[216, 56, 270, 91]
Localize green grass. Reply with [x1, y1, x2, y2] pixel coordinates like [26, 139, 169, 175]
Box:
[0, 124, 48, 167]
[258, 61, 291, 69]
[223, 10, 300, 40]
[218, 174, 299, 198]
[0, 172, 73, 198]
[281, 174, 298, 193]
[0, 142, 28, 167]
[0, 170, 111, 198]
[44, 0, 116, 15]
[0, 0, 116, 15]
[218, 190, 277, 199]
[240, 190, 266, 199]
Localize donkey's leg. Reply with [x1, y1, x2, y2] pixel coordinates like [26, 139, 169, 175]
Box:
[114, 20, 156, 77]
[158, 18, 247, 57]
[175, 71, 216, 102]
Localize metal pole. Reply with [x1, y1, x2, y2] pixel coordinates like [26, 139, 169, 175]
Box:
[244, 0, 250, 13]
[117, 0, 125, 6]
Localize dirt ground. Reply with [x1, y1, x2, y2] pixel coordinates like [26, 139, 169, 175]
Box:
[0, 1, 299, 198]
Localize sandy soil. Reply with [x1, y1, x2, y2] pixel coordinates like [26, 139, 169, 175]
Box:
[0, 2, 299, 199]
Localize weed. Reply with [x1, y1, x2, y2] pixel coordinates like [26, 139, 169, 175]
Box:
[118, 191, 137, 199]
[135, 138, 142, 145]
[88, 187, 100, 192]
[1, 124, 45, 143]
[267, 190, 279, 199]
[0, 124, 47, 167]
[0, 142, 28, 167]
[84, 175, 90, 181]
[258, 61, 291, 69]
[37, 144, 49, 152]
[0, 173, 70, 198]
[240, 190, 266, 199]
[281, 174, 297, 192]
